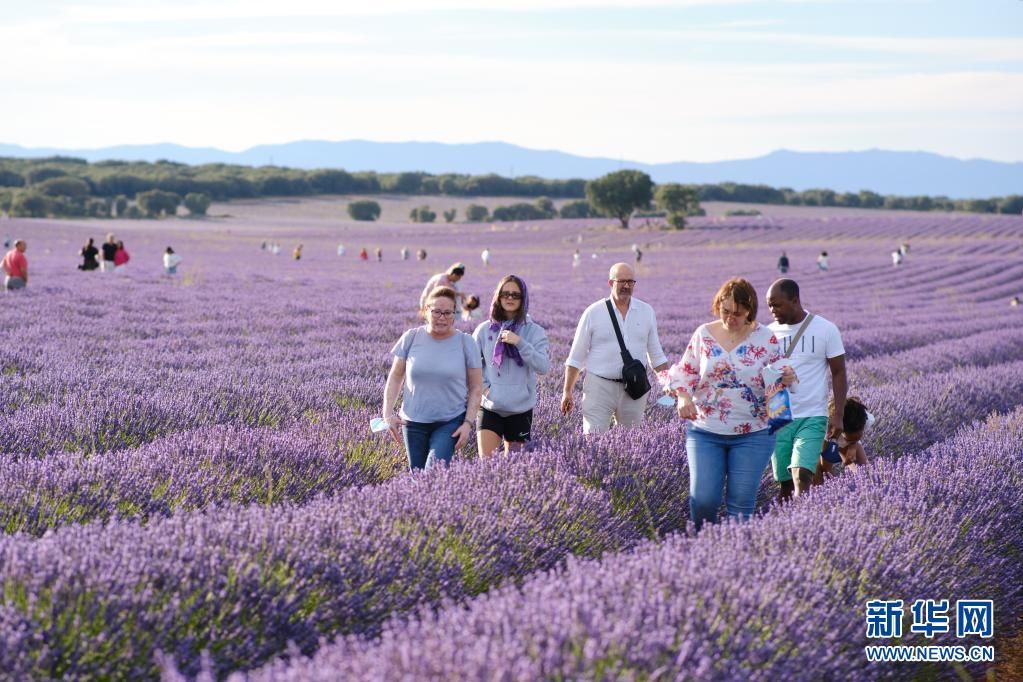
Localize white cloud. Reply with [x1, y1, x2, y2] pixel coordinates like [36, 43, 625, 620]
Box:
[61, 0, 771, 25]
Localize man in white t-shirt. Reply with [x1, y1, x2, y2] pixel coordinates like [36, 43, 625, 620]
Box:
[562, 262, 669, 434]
[766, 278, 848, 501]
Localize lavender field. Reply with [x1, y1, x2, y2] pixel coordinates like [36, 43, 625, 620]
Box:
[1, 202, 1022, 681]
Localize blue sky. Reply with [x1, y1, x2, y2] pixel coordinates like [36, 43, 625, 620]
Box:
[3, 0, 1021, 162]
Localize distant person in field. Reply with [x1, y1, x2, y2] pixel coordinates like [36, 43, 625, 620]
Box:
[293, 244, 303, 261]
[481, 248, 491, 268]
[400, 247, 409, 261]
[891, 249, 903, 267]
[660, 277, 794, 531]
[2, 239, 28, 290]
[572, 249, 581, 270]
[416, 248, 427, 261]
[382, 286, 483, 470]
[461, 295, 482, 322]
[336, 243, 345, 257]
[814, 396, 871, 485]
[562, 262, 669, 435]
[271, 242, 281, 256]
[113, 240, 130, 272]
[375, 247, 383, 262]
[1011, 295, 1020, 307]
[899, 242, 910, 257]
[100, 233, 118, 272]
[777, 252, 789, 274]
[420, 263, 467, 314]
[473, 275, 550, 457]
[359, 247, 369, 261]
[79, 238, 99, 271]
[261, 241, 268, 251]
[766, 278, 848, 502]
[163, 246, 182, 276]
[817, 251, 829, 272]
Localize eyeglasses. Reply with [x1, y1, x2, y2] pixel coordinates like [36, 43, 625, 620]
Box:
[429, 308, 455, 318]
[499, 291, 522, 300]
[612, 279, 637, 286]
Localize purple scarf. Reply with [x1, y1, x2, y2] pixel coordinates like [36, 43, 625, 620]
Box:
[488, 276, 528, 370]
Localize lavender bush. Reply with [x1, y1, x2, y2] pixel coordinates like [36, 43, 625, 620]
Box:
[230, 410, 1023, 681]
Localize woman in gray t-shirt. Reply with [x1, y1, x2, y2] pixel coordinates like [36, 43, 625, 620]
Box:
[383, 286, 483, 470]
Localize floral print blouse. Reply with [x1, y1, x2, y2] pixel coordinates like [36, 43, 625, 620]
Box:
[658, 323, 782, 435]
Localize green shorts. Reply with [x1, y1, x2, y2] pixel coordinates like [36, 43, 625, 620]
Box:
[771, 416, 828, 482]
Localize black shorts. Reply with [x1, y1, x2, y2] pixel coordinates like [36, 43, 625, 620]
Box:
[477, 407, 533, 442]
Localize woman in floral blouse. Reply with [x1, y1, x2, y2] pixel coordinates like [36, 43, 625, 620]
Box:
[659, 277, 794, 530]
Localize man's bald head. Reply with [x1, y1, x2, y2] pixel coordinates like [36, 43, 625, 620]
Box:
[608, 262, 636, 305]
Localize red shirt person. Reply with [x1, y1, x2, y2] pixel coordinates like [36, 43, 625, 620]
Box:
[2, 239, 28, 290]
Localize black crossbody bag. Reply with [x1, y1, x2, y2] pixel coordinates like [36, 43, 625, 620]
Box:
[605, 299, 651, 400]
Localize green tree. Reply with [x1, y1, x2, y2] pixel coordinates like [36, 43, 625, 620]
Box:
[997, 195, 1023, 215]
[858, 190, 884, 208]
[465, 204, 489, 222]
[347, 200, 381, 221]
[559, 200, 596, 219]
[491, 203, 548, 221]
[409, 205, 436, 223]
[86, 198, 111, 218]
[0, 170, 25, 188]
[25, 167, 67, 184]
[137, 189, 181, 218]
[655, 183, 701, 229]
[442, 208, 457, 223]
[308, 169, 356, 194]
[10, 191, 53, 218]
[183, 192, 212, 216]
[535, 196, 556, 218]
[586, 170, 653, 229]
[37, 176, 91, 200]
[114, 195, 129, 217]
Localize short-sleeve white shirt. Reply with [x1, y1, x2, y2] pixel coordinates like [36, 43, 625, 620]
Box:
[769, 312, 845, 418]
[566, 297, 668, 378]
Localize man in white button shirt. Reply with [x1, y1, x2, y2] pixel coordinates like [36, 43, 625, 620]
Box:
[562, 262, 669, 434]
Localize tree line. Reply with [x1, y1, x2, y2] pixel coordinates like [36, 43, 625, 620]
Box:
[0, 156, 1020, 222]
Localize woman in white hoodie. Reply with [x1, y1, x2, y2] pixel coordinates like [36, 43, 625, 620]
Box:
[472, 275, 550, 457]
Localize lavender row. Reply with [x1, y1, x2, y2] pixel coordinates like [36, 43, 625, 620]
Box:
[0, 454, 640, 679]
[3, 353, 1023, 539]
[0, 422, 401, 536]
[846, 326, 1023, 387]
[0, 309, 1014, 460]
[231, 410, 1023, 682]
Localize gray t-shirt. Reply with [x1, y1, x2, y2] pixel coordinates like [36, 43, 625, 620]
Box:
[391, 327, 482, 423]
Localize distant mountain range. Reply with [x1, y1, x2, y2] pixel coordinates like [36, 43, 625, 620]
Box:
[1, 140, 1020, 199]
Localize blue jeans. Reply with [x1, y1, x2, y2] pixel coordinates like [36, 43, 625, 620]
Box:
[686, 426, 775, 531]
[402, 412, 465, 470]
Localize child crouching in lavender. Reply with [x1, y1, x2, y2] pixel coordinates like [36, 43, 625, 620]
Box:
[461, 295, 483, 322]
[814, 396, 871, 485]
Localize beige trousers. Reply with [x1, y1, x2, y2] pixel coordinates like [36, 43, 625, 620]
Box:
[581, 371, 646, 435]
